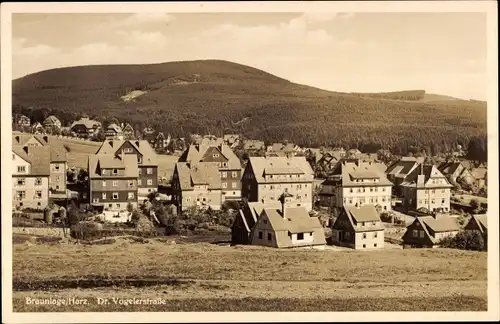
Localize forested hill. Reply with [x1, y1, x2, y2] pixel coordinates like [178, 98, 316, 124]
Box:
[12, 59, 487, 153]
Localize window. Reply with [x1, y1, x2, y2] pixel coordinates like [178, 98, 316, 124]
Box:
[431, 199, 435, 204]
[124, 148, 133, 153]
[232, 171, 237, 178]
[54, 164, 60, 170]
[147, 179, 153, 186]
[258, 231, 263, 239]
[370, 187, 373, 192]
[102, 170, 107, 175]
[267, 233, 272, 241]
[441, 189, 445, 193]
[221, 182, 227, 189]
[138, 179, 142, 186]
[113, 169, 118, 174]
[222, 172, 227, 178]
[128, 192, 135, 200]
[128, 180, 134, 188]
[412, 230, 418, 237]
[109, 204, 113, 208]
[35, 190, 42, 199]
[17, 166, 26, 173]
[374, 243, 377, 248]
[16, 191, 26, 200]
[55, 176, 60, 182]
[442, 199, 445, 204]
[362, 233, 367, 239]
[263, 219, 268, 224]
[113, 180, 118, 187]
[232, 182, 237, 189]
[382, 188, 386, 192]
[431, 190, 435, 194]
[361, 222, 365, 226]
[147, 168, 153, 175]
[93, 198, 99, 203]
[102, 180, 107, 187]
[17, 178, 26, 186]
[362, 244, 366, 248]
[297, 233, 304, 240]
[113, 192, 119, 200]
[213, 153, 220, 158]
[424, 200, 428, 204]
[222, 162, 227, 167]
[374, 232, 378, 238]
[35, 178, 42, 186]
[138, 168, 142, 175]
[102, 193, 107, 199]
[419, 230, 425, 238]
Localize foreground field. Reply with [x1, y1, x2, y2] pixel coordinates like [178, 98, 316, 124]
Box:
[12, 240, 487, 311]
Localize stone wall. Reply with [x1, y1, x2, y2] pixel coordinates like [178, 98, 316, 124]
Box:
[12, 227, 68, 238]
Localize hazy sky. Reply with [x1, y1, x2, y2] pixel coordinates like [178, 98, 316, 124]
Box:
[12, 12, 487, 100]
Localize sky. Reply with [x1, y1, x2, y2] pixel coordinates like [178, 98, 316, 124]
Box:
[12, 12, 487, 100]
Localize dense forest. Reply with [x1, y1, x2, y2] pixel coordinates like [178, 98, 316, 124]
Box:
[12, 60, 488, 156]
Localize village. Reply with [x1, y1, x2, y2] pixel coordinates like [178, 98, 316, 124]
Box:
[11, 113, 488, 251]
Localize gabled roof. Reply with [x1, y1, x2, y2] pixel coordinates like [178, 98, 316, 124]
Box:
[331, 159, 392, 187]
[12, 145, 57, 176]
[106, 123, 123, 133]
[43, 115, 61, 125]
[259, 206, 326, 247]
[247, 156, 314, 183]
[339, 205, 384, 232]
[471, 167, 487, 180]
[97, 140, 157, 165]
[401, 164, 453, 188]
[386, 158, 420, 178]
[12, 133, 45, 147]
[174, 162, 221, 190]
[466, 214, 487, 232]
[178, 143, 241, 170]
[418, 215, 460, 234]
[122, 123, 134, 132]
[71, 118, 101, 130]
[88, 154, 139, 178]
[243, 140, 265, 150]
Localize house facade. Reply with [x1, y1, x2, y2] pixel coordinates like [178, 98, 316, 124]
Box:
[171, 162, 222, 212]
[385, 157, 422, 196]
[179, 143, 243, 202]
[241, 156, 314, 211]
[88, 154, 139, 211]
[15, 114, 31, 127]
[12, 147, 50, 210]
[401, 214, 459, 248]
[232, 201, 281, 245]
[105, 123, 124, 140]
[42, 115, 62, 132]
[70, 117, 102, 138]
[464, 214, 487, 248]
[96, 140, 158, 201]
[400, 164, 453, 213]
[438, 160, 475, 187]
[249, 193, 326, 249]
[122, 123, 135, 140]
[319, 159, 393, 213]
[331, 205, 385, 249]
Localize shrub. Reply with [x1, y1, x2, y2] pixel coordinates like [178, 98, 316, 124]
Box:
[71, 221, 104, 241]
[438, 230, 486, 251]
[470, 199, 479, 209]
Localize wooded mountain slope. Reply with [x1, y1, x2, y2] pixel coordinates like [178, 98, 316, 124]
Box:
[12, 60, 487, 151]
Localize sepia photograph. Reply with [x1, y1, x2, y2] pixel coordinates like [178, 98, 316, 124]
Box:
[1, 1, 498, 323]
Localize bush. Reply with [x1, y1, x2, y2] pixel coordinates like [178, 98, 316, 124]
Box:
[438, 230, 486, 251]
[71, 221, 104, 241]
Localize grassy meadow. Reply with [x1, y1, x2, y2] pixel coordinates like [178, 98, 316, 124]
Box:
[12, 238, 487, 312]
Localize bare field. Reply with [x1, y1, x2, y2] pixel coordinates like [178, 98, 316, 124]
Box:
[12, 239, 487, 311]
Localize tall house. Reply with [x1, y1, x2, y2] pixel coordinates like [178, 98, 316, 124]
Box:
[11, 146, 52, 210]
[171, 162, 222, 212]
[400, 164, 453, 213]
[179, 143, 242, 201]
[96, 140, 158, 200]
[321, 159, 393, 212]
[88, 154, 139, 211]
[105, 123, 124, 140]
[241, 156, 314, 211]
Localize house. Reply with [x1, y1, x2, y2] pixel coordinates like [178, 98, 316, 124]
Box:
[105, 123, 124, 140]
[70, 117, 102, 138]
[223, 134, 241, 148]
[316, 150, 345, 172]
[399, 164, 453, 213]
[13, 133, 45, 147]
[31, 122, 45, 134]
[42, 115, 62, 132]
[464, 214, 487, 247]
[14, 114, 31, 127]
[179, 143, 243, 201]
[471, 166, 487, 189]
[153, 132, 171, 151]
[88, 154, 139, 212]
[249, 193, 326, 249]
[232, 200, 282, 245]
[331, 205, 385, 249]
[241, 156, 314, 211]
[266, 143, 296, 158]
[96, 139, 158, 200]
[243, 140, 266, 153]
[11, 147, 50, 210]
[171, 162, 222, 212]
[319, 159, 393, 213]
[385, 157, 423, 196]
[200, 135, 223, 147]
[401, 213, 459, 248]
[122, 123, 135, 140]
[438, 160, 475, 187]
